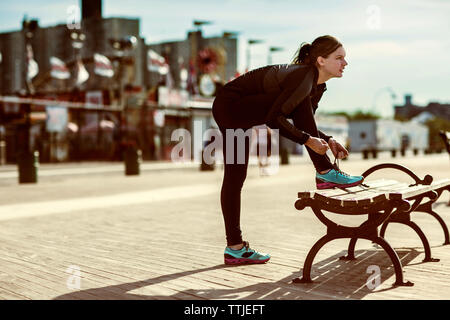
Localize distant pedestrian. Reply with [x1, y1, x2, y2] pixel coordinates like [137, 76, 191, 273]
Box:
[252, 124, 273, 176]
[212, 35, 363, 265]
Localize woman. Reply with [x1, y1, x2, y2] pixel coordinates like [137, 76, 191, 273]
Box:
[212, 35, 364, 265]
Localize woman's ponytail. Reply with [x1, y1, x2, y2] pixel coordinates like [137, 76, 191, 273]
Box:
[292, 35, 342, 66]
[292, 42, 312, 65]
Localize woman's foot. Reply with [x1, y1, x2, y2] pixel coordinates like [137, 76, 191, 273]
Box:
[224, 241, 270, 265]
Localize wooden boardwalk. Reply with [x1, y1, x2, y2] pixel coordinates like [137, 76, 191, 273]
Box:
[0, 153, 449, 300]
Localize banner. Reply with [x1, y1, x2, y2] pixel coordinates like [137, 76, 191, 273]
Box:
[50, 56, 70, 79]
[86, 90, 103, 108]
[26, 44, 39, 80]
[76, 59, 89, 85]
[46, 106, 68, 133]
[94, 53, 114, 78]
[147, 49, 168, 75]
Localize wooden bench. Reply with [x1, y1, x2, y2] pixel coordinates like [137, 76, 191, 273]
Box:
[439, 130, 450, 155]
[293, 163, 450, 287]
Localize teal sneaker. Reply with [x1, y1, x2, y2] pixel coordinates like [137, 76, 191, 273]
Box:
[224, 241, 270, 265]
[316, 164, 364, 189]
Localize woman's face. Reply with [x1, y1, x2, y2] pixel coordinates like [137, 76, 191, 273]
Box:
[317, 46, 348, 78]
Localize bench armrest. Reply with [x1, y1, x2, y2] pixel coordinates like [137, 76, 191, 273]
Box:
[361, 163, 433, 186]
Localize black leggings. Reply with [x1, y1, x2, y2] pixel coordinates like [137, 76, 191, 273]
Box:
[213, 93, 333, 246]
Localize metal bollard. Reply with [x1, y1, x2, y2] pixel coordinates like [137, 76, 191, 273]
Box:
[362, 150, 369, 159]
[371, 149, 378, 159]
[18, 151, 39, 183]
[280, 147, 289, 165]
[124, 147, 141, 176]
[200, 149, 215, 171]
[0, 140, 6, 165]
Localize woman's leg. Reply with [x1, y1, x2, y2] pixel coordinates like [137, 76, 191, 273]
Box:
[291, 99, 334, 173]
[219, 127, 251, 246]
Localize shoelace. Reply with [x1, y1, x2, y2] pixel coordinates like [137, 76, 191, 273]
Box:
[333, 156, 350, 177]
[333, 156, 369, 188]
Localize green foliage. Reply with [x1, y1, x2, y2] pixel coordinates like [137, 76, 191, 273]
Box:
[323, 110, 381, 120]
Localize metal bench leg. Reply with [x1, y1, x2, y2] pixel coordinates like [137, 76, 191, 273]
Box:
[427, 210, 450, 245]
[380, 221, 389, 239]
[403, 221, 440, 262]
[339, 238, 358, 260]
[418, 209, 450, 245]
[378, 219, 439, 262]
[292, 234, 335, 284]
[371, 236, 414, 287]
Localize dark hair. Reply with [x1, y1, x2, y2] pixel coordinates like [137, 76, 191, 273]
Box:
[292, 35, 342, 66]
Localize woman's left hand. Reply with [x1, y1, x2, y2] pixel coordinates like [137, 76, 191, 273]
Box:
[328, 138, 349, 159]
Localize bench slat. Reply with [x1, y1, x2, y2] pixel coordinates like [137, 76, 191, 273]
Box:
[297, 178, 450, 209]
[309, 179, 402, 201]
[312, 180, 405, 207]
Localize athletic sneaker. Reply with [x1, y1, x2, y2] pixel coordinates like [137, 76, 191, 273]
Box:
[316, 162, 364, 189]
[224, 241, 270, 265]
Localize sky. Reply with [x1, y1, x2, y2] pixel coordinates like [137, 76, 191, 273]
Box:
[1, 0, 449, 118]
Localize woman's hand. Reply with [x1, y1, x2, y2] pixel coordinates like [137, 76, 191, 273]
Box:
[305, 137, 329, 155]
[328, 138, 349, 159]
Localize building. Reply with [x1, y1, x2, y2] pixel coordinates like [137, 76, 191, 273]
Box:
[394, 94, 450, 151]
[0, 0, 239, 164]
[394, 94, 450, 122]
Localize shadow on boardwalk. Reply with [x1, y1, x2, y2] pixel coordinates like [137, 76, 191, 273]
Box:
[53, 248, 423, 300]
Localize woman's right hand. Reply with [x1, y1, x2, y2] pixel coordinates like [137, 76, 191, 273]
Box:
[305, 136, 329, 155]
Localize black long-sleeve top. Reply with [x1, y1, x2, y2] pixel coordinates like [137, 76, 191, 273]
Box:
[221, 64, 331, 145]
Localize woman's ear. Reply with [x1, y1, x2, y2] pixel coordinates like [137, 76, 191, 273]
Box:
[316, 56, 325, 67]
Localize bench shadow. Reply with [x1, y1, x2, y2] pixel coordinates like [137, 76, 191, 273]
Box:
[53, 247, 422, 300]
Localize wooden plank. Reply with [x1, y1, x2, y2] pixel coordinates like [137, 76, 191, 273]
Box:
[305, 178, 446, 207]
[388, 185, 433, 200]
[332, 190, 389, 207]
[298, 179, 400, 199]
[312, 180, 404, 207]
[312, 179, 404, 200]
[431, 179, 450, 189]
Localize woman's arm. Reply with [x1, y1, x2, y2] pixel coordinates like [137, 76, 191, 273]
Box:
[318, 130, 332, 142]
[265, 67, 315, 145]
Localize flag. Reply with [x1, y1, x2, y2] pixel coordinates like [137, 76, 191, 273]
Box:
[94, 53, 114, 78]
[147, 49, 168, 75]
[50, 56, 70, 80]
[26, 44, 39, 80]
[75, 59, 89, 85]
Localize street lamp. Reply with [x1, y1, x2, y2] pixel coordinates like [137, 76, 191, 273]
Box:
[246, 39, 264, 71]
[70, 30, 87, 88]
[219, 31, 240, 82]
[17, 17, 39, 183]
[69, 30, 87, 161]
[193, 20, 213, 32]
[109, 35, 140, 175]
[268, 46, 283, 65]
[190, 20, 214, 87]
